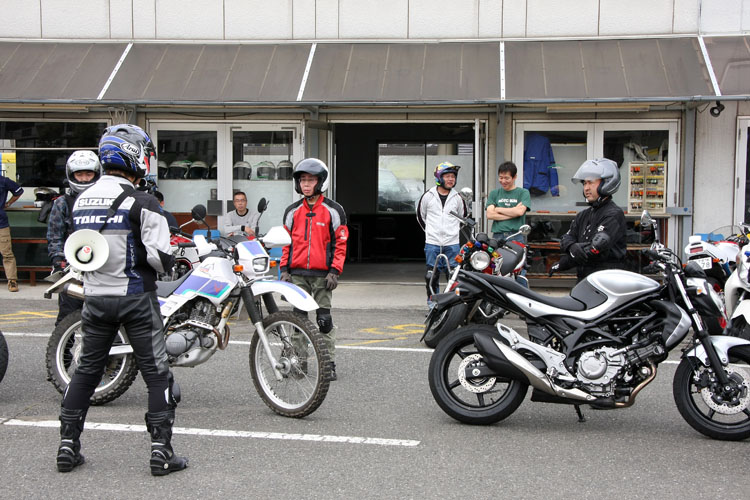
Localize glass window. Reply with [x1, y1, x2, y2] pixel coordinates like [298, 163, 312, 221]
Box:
[377, 142, 474, 213]
[521, 130, 587, 212]
[231, 130, 294, 231]
[0, 121, 106, 190]
[155, 130, 218, 212]
[603, 129, 669, 214]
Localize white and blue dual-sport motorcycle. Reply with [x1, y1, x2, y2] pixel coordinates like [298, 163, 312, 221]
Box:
[45, 204, 331, 418]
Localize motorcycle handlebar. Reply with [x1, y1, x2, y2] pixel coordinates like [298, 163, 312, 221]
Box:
[640, 248, 661, 261]
[177, 242, 196, 248]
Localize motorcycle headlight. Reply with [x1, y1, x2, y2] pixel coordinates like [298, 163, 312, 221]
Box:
[252, 256, 269, 273]
[469, 251, 491, 271]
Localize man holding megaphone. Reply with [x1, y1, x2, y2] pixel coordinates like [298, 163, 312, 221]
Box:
[55, 124, 188, 477]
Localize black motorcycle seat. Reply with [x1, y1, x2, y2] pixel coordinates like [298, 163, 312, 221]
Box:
[469, 272, 587, 311]
[156, 272, 191, 298]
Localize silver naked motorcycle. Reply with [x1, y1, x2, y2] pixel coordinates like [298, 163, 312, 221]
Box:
[428, 211, 750, 440]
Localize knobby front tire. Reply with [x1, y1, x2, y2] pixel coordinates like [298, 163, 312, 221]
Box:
[249, 311, 331, 418]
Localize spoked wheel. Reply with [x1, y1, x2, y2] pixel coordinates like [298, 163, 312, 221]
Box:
[673, 345, 750, 441]
[249, 311, 330, 418]
[0, 331, 8, 384]
[423, 302, 468, 348]
[45, 311, 139, 405]
[428, 325, 528, 425]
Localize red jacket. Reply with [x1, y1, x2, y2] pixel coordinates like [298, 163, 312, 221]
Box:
[281, 196, 348, 277]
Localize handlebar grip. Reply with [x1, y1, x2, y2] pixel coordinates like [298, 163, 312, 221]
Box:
[177, 242, 196, 248]
[640, 248, 660, 261]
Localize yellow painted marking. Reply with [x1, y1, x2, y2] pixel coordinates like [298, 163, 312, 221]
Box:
[360, 324, 424, 337]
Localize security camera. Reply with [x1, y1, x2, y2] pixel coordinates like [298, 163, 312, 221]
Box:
[709, 101, 725, 117]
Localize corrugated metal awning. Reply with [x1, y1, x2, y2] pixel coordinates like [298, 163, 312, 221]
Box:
[703, 36, 750, 96]
[0, 42, 127, 100]
[0, 38, 745, 107]
[503, 38, 716, 102]
[102, 43, 312, 102]
[300, 42, 500, 102]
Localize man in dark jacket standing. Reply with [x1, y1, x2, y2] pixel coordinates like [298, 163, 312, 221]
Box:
[55, 124, 187, 476]
[553, 158, 627, 282]
[280, 158, 348, 381]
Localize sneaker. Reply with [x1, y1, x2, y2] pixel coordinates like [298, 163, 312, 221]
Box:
[8, 280, 18, 292]
[328, 362, 337, 382]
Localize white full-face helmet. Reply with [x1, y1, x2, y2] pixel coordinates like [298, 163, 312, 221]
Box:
[66, 150, 102, 194]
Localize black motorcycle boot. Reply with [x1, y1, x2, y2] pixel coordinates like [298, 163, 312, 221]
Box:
[57, 407, 86, 472]
[145, 410, 188, 476]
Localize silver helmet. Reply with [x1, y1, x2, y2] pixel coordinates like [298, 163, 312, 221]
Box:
[571, 158, 621, 197]
[65, 150, 102, 194]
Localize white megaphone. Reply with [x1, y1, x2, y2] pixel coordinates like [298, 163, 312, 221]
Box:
[64, 229, 110, 272]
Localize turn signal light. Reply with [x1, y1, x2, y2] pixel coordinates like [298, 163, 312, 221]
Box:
[233, 264, 244, 272]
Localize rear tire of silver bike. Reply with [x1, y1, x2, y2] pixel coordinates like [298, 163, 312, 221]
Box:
[249, 311, 330, 418]
[673, 345, 750, 441]
[45, 311, 138, 405]
[429, 325, 528, 425]
[423, 302, 468, 348]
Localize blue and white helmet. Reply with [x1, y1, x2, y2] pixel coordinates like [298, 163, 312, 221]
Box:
[99, 124, 155, 179]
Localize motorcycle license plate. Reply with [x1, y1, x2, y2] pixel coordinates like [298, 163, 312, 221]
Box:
[694, 257, 713, 269]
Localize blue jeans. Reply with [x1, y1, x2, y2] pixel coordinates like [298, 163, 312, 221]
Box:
[425, 243, 460, 272]
[493, 231, 527, 245]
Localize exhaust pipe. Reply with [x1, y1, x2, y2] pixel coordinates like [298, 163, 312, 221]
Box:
[63, 283, 85, 300]
[473, 333, 595, 402]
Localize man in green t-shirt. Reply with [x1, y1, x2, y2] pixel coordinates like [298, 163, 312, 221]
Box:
[486, 161, 531, 244]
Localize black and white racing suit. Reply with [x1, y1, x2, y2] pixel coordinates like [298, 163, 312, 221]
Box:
[62, 174, 176, 413]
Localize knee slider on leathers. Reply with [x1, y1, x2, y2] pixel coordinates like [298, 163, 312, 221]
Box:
[316, 308, 333, 334]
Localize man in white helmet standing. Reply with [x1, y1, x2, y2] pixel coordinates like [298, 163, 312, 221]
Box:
[417, 161, 468, 302]
[47, 150, 102, 326]
[551, 158, 627, 282]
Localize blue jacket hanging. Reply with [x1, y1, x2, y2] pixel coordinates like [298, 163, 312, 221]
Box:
[523, 133, 559, 196]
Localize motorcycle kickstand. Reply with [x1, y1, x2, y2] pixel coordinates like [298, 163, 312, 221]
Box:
[574, 405, 586, 423]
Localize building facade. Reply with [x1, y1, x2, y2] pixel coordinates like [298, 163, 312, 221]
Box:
[1, 0, 749, 281]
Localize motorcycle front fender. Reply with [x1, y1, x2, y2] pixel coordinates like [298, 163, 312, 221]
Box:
[684, 335, 750, 367]
[731, 299, 750, 324]
[725, 270, 745, 318]
[251, 279, 319, 312]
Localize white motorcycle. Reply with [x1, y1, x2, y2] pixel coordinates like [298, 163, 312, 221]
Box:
[724, 239, 750, 341]
[44, 205, 331, 418]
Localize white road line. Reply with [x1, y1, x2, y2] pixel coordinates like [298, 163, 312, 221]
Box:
[1, 419, 420, 448]
[0, 332, 685, 360]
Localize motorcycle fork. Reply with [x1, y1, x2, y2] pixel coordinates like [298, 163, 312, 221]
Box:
[672, 268, 732, 386]
[240, 286, 283, 380]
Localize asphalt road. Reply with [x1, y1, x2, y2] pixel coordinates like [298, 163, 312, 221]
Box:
[1, 295, 749, 499]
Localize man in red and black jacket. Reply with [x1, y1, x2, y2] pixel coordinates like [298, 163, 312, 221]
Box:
[281, 158, 348, 381]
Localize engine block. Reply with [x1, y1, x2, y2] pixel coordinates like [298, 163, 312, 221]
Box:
[576, 346, 626, 395]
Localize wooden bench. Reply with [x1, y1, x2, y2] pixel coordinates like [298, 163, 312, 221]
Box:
[2, 237, 50, 286]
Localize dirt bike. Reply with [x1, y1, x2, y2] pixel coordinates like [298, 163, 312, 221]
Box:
[44, 204, 331, 418]
[428, 211, 750, 441]
[421, 212, 530, 348]
[0, 330, 7, 384]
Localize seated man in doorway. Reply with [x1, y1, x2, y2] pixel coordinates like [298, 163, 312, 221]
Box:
[223, 191, 259, 237]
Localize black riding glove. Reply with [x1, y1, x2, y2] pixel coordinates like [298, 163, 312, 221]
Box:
[280, 271, 292, 282]
[325, 272, 339, 291]
[568, 243, 591, 262]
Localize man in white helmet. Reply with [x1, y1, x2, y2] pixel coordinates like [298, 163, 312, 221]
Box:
[552, 158, 627, 282]
[46, 150, 102, 325]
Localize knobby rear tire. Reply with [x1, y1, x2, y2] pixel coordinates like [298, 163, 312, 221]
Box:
[45, 311, 139, 405]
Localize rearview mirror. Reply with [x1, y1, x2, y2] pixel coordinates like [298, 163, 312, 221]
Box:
[257, 197, 268, 213]
[191, 204, 207, 221]
[640, 210, 654, 229]
[519, 224, 531, 236]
